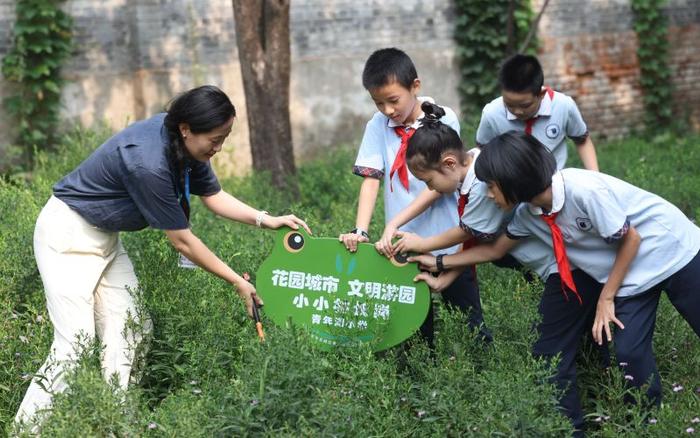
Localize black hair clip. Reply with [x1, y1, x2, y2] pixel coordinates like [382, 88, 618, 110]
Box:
[420, 113, 442, 129]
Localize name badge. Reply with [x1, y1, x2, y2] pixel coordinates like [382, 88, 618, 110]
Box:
[178, 253, 197, 269]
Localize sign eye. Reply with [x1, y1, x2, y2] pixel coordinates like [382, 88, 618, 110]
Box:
[391, 252, 409, 267]
[283, 231, 305, 253]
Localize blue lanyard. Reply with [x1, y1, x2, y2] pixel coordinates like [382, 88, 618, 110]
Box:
[177, 165, 191, 219]
[184, 166, 191, 207]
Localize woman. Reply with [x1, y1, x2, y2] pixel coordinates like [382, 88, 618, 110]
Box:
[15, 85, 310, 426]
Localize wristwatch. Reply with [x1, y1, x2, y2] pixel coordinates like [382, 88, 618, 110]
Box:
[435, 254, 445, 272]
[350, 228, 370, 239]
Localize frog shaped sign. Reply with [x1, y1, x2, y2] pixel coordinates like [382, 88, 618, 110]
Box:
[255, 228, 430, 351]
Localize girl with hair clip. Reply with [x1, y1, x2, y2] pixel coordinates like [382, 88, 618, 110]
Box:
[410, 130, 700, 422]
[388, 109, 608, 436]
[15, 85, 311, 429]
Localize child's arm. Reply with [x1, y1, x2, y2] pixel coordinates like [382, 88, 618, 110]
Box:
[339, 177, 380, 252]
[392, 227, 472, 255]
[474, 112, 495, 147]
[575, 135, 599, 171]
[592, 226, 641, 345]
[409, 233, 519, 272]
[375, 188, 443, 257]
[566, 95, 599, 171]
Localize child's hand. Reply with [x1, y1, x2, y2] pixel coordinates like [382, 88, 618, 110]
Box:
[413, 271, 449, 292]
[339, 232, 369, 253]
[266, 214, 313, 235]
[592, 295, 625, 345]
[375, 224, 398, 258]
[393, 230, 425, 254]
[407, 254, 438, 272]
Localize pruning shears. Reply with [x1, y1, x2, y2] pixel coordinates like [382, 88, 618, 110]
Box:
[251, 294, 265, 342]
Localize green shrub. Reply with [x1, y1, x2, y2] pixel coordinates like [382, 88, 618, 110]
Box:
[2, 131, 700, 436]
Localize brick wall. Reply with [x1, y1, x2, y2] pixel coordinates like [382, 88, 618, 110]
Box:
[0, 0, 699, 174]
[535, 0, 700, 139]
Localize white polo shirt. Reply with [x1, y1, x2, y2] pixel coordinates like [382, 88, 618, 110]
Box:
[458, 149, 558, 280]
[476, 89, 588, 169]
[354, 98, 461, 254]
[507, 168, 700, 297]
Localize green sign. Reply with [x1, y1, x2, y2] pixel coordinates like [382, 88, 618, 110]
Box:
[255, 228, 430, 351]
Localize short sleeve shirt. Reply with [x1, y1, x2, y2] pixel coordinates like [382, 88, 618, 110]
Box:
[508, 169, 700, 296]
[53, 113, 221, 231]
[459, 149, 558, 279]
[476, 90, 588, 169]
[353, 98, 462, 255]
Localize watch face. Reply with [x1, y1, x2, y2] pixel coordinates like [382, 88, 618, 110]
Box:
[352, 229, 368, 238]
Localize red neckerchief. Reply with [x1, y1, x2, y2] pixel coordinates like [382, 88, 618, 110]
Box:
[457, 192, 468, 217]
[524, 86, 555, 135]
[541, 212, 582, 304]
[389, 126, 416, 192]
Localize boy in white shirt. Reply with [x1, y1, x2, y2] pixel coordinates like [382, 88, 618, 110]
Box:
[339, 48, 491, 346]
[476, 54, 598, 171]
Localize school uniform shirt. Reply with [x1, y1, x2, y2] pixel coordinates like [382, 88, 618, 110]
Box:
[53, 113, 221, 231]
[507, 168, 700, 297]
[353, 97, 461, 254]
[475, 90, 589, 169]
[459, 149, 558, 280]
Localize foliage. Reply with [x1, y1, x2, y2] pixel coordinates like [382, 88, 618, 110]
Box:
[630, 0, 673, 131]
[2, 130, 700, 436]
[1, 0, 73, 166]
[453, 0, 536, 123]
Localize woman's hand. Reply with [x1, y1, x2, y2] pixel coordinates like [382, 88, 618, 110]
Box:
[407, 254, 438, 272]
[235, 278, 264, 318]
[592, 294, 625, 345]
[393, 231, 425, 254]
[339, 232, 369, 253]
[264, 214, 312, 235]
[413, 271, 449, 292]
[375, 224, 398, 258]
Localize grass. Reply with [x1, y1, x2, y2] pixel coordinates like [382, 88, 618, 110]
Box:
[1, 129, 699, 436]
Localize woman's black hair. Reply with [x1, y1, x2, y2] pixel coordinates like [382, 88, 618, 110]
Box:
[163, 85, 235, 178]
[406, 101, 465, 171]
[474, 131, 556, 204]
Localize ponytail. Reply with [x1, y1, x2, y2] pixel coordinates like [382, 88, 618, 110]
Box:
[406, 101, 465, 171]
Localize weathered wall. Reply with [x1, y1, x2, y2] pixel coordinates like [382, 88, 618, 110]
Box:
[0, 0, 461, 175]
[535, 0, 700, 139]
[0, 0, 699, 174]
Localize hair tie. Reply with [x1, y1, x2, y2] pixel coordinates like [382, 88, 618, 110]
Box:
[420, 112, 441, 129]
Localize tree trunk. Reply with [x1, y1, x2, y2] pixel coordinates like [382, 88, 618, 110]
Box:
[232, 0, 298, 195]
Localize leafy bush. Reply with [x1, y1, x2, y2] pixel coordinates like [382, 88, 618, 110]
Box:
[453, 0, 536, 122]
[2, 131, 700, 436]
[1, 0, 73, 165]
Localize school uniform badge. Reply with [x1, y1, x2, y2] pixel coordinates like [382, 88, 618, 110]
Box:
[255, 227, 430, 351]
[545, 123, 561, 139]
[576, 217, 593, 231]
